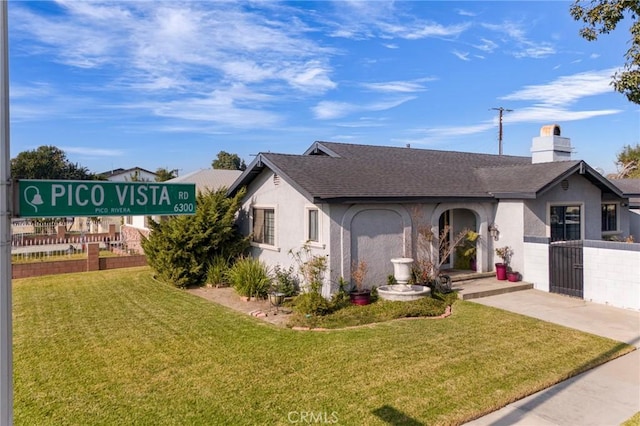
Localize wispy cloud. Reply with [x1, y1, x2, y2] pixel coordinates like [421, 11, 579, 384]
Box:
[62, 146, 124, 157]
[473, 38, 498, 53]
[131, 85, 283, 128]
[405, 69, 623, 143]
[500, 68, 619, 106]
[457, 9, 477, 17]
[361, 78, 435, 93]
[482, 21, 556, 59]
[452, 50, 470, 61]
[11, 1, 337, 127]
[325, 1, 470, 40]
[312, 97, 415, 120]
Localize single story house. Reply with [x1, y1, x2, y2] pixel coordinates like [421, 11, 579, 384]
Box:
[98, 166, 158, 182]
[227, 125, 638, 306]
[609, 178, 640, 239]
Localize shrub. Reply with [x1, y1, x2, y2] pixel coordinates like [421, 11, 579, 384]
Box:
[329, 277, 352, 311]
[141, 188, 249, 288]
[272, 265, 298, 297]
[226, 257, 272, 299]
[293, 292, 331, 316]
[206, 256, 230, 286]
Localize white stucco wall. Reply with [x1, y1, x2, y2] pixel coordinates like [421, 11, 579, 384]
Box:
[494, 200, 525, 274]
[583, 241, 640, 311]
[523, 237, 550, 291]
[239, 169, 332, 295]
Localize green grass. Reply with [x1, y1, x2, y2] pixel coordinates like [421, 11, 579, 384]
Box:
[288, 292, 458, 329]
[13, 267, 634, 425]
[623, 412, 640, 426]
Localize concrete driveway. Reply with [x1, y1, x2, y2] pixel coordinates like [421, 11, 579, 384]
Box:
[466, 289, 640, 426]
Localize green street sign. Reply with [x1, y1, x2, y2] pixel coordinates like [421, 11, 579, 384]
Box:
[16, 180, 196, 218]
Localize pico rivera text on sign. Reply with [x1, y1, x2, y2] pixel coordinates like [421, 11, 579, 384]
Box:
[17, 180, 197, 217]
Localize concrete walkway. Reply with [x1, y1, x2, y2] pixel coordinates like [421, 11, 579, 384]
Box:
[466, 289, 640, 426]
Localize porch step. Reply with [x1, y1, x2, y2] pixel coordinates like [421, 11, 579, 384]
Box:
[452, 279, 534, 300]
[449, 271, 495, 282]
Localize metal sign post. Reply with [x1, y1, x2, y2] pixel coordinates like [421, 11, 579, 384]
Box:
[0, 1, 12, 424]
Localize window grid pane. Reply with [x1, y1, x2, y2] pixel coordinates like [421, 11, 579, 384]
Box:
[308, 209, 318, 242]
[601, 204, 617, 232]
[253, 209, 265, 243]
[550, 205, 581, 242]
[264, 210, 275, 245]
[252, 208, 275, 245]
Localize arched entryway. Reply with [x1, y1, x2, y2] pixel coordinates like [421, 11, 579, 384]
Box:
[435, 207, 481, 272]
[340, 205, 412, 290]
[351, 209, 404, 289]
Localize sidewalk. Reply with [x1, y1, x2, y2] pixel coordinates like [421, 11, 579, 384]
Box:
[466, 289, 640, 426]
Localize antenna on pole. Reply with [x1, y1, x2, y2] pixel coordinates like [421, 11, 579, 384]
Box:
[491, 107, 513, 155]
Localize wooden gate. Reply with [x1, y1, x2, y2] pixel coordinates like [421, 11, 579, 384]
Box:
[549, 240, 583, 298]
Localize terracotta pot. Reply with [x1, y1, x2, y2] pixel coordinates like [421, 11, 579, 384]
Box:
[349, 291, 371, 306]
[495, 263, 507, 280]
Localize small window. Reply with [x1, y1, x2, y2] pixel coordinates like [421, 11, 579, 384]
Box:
[308, 209, 319, 242]
[253, 208, 275, 246]
[550, 205, 581, 242]
[602, 204, 617, 232]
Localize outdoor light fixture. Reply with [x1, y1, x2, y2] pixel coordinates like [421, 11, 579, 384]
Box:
[489, 224, 499, 241]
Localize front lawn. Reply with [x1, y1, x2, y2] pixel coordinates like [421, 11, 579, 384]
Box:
[13, 267, 634, 425]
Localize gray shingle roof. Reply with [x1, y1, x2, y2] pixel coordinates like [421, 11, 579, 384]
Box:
[609, 178, 640, 196]
[229, 141, 622, 202]
[609, 178, 640, 207]
[169, 169, 242, 193]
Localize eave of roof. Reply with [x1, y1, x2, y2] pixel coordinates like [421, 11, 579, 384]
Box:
[228, 141, 625, 202]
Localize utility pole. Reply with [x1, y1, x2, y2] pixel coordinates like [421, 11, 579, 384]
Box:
[491, 107, 513, 155]
[0, 1, 11, 424]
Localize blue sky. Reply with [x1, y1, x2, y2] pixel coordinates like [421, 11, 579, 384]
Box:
[8, 0, 639, 176]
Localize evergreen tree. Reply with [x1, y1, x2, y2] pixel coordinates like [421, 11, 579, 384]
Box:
[212, 151, 247, 171]
[141, 188, 249, 287]
[11, 145, 94, 179]
[155, 167, 178, 182]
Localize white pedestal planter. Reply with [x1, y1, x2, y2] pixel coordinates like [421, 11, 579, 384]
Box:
[379, 257, 430, 302]
[391, 257, 414, 284]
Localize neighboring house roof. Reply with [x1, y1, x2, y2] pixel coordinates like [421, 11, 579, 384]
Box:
[609, 178, 640, 207]
[228, 141, 623, 203]
[169, 169, 242, 193]
[98, 167, 157, 180]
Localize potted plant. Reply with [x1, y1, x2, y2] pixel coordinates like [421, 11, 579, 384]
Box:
[506, 271, 520, 282]
[455, 230, 480, 271]
[350, 260, 371, 305]
[494, 246, 513, 281]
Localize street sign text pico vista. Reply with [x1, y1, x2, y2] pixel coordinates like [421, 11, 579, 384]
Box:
[17, 180, 197, 217]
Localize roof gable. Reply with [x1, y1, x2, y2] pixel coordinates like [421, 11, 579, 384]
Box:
[228, 141, 622, 202]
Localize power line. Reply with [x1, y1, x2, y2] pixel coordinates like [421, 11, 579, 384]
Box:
[491, 107, 513, 155]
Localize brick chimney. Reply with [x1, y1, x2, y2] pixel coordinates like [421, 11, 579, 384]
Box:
[531, 124, 572, 164]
